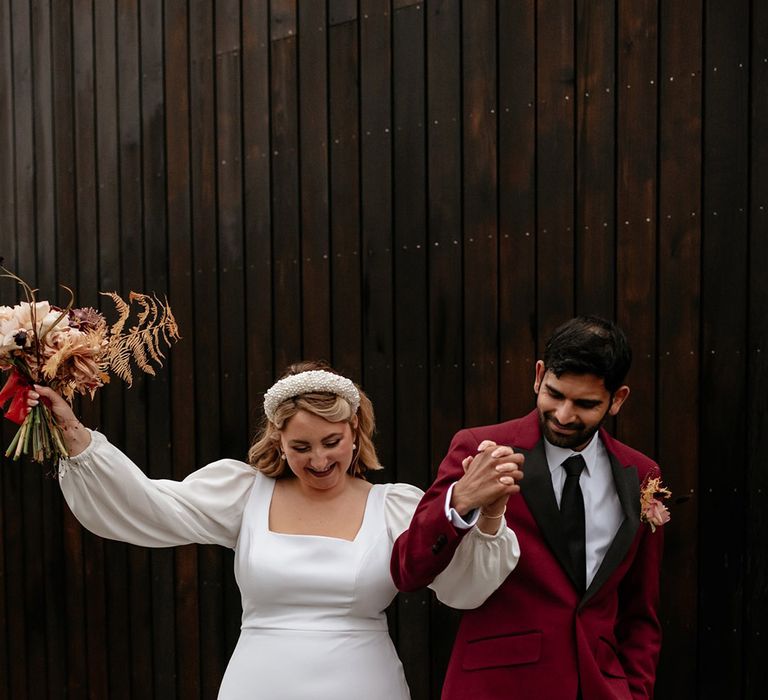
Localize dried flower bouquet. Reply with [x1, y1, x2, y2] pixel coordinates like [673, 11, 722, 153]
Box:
[0, 264, 180, 463]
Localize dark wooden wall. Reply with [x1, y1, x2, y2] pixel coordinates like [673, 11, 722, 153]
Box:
[1, 1, 766, 698]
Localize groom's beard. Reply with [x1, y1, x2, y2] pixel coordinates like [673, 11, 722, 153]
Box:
[538, 407, 610, 451]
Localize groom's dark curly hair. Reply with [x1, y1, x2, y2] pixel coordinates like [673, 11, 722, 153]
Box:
[543, 316, 632, 394]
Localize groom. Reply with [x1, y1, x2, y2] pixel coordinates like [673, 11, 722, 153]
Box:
[392, 316, 664, 699]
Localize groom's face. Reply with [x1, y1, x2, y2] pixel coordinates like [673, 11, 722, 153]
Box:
[533, 362, 629, 451]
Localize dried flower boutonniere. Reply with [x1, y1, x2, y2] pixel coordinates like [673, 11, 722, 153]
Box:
[640, 473, 672, 532]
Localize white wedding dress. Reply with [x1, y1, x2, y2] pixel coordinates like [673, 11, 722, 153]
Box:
[220, 475, 409, 699]
[59, 431, 520, 699]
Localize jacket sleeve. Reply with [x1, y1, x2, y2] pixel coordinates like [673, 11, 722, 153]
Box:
[385, 483, 520, 608]
[390, 428, 481, 591]
[615, 497, 665, 697]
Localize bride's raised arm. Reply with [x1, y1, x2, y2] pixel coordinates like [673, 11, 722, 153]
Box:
[29, 385, 255, 548]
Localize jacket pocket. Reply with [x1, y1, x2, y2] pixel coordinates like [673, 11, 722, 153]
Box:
[596, 637, 626, 678]
[462, 631, 543, 671]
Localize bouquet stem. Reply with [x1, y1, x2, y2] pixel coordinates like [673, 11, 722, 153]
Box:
[5, 419, 23, 456]
[4, 404, 69, 462]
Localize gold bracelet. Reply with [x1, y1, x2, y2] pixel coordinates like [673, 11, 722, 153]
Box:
[479, 506, 506, 519]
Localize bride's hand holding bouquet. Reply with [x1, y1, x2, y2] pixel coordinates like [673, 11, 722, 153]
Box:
[24, 385, 91, 458]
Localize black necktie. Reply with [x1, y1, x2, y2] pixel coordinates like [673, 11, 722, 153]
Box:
[560, 454, 586, 593]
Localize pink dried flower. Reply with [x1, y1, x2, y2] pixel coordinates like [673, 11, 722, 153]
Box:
[68, 307, 106, 332]
[643, 499, 670, 531]
[640, 474, 672, 533]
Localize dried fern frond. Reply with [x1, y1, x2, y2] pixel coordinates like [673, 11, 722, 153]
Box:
[101, 291, 132, 337]
[102, 292, 181, 386]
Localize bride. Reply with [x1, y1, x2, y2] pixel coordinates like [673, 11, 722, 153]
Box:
[27, 360, 523, 699]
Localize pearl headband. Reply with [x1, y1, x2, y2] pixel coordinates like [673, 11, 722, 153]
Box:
[263, 370, 361, 421]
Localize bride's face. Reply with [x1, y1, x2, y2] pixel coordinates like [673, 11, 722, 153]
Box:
[280, 409, 357, 492]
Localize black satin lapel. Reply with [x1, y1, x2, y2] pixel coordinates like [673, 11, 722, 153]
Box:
[518, 441, 582, 591]
[581, 455, 641, 605]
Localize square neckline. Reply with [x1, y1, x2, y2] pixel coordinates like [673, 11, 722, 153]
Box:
[265, 477, 377, 543]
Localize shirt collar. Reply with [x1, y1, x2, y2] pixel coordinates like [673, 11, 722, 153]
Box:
[545, 431, 601, 477]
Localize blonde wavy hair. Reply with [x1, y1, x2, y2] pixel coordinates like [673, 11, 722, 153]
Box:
[248, 361, 382, 479]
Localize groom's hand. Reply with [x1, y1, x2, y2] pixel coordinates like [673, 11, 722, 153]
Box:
[450, 442, 524, 516]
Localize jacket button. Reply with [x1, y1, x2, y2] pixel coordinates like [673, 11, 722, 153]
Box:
[431, 533, 448, 554]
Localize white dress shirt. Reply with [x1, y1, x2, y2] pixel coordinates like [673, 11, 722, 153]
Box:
[445, 481, 481, 528]
[545, 434, 624, 588]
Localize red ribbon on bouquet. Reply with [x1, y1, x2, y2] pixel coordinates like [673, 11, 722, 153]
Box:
[0, 370, 31, 425]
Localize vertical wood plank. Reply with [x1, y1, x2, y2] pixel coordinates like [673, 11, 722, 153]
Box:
[0, 459, 8, 700]
[242, 0, 273, 431]
[189, 1, 226, 695]
[699, 1, 750, 696]
[328, 15, 361, 378]
[0, 473, 6, 700]
[656, 1, 702, 696]
[0, 10, 10, 697]
[359, 0, 394, 478]
[746, 2, 768, 696]
[391, 4, 430, 698]
[12, 0, 45, 696]
[29, 0, 67, 695]
[139, 1, 177, 696]
[574, 0, 615, 316]
[73, 0, 103, 529]
[0, 0, 14, 283]
[498, 0, 537, 418]
[0, 0, 14, 271]
[270, 0, 302, 371]
[116, 0, 156, 693]
[426, 0, 464, 458]
[3, 465, 27, 700]
[163, 0, 200, 700]
[94, 0, 121, 294]
[3, 8, 28, 688]
[11, 0, 34, 284]
[359, 0, 398, 689]
[50, 1, 89, 696]
[164, 2, 201, 697]
[30, 0, 55, 292]
[537, 0, 576, 340]
[216, 0, 247, 460]
[269, 0, 295, 39]
[392, 0, 427, 485]
[93, 1, 132, 696]
[425, 3, 464, 697]
[72, 0, 99, 300]
[615, 0, 658, 457]
[329, 0, 356, 26]
[50, 0, 77, 288]
[427, 0, 463, 467]
[462, 0, 498, 427]
[71, 11, 108, 695]
[0, 468, 7, 700]
[214, 0, 247, 662]
[298, 0, 332, 363]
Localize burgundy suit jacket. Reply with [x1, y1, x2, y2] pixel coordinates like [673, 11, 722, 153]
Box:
[391, 410, 663, 700]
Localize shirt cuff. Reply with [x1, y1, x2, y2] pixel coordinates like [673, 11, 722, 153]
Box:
[444, 482, 480, 529]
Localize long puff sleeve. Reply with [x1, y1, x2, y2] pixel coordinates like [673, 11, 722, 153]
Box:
[384, 483, 520, 609]
[58, 430, 257, 548]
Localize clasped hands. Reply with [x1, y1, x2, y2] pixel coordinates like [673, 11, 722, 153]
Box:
[451, 441, 524, 532]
